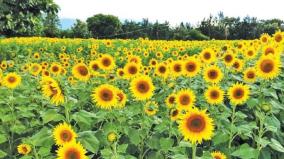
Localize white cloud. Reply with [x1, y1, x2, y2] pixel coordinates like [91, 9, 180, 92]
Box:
[54, 0, 284, 26]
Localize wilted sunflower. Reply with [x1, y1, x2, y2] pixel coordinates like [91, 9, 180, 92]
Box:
[183, 58, 201, 77]
[165, 94, 176, 108]
[243, 67, 257, 83]
[56, 142, 87, 159]
[176, 89, 196, 110]
[211, 151, 227, 159]
[203, 65, 223, 84]
[17, 144, 31, 155]
[256, 55, 281, 80]
[130, 75, 155, 100]
[3, 72, 21, 89]
[155, 63, 168, 78]
[178, 108, 214, 143]
[144, 101, 158, 116]
[228, 83, 250, 105]
[72, 63, 90, 81]
[204, 85, 224, 105]
[92, 84, 118, 109]
[53, 122, 77, 146]
[200, 48, 216, 64]
[98, 54, 116, 71]
[124, 62, 140, 78]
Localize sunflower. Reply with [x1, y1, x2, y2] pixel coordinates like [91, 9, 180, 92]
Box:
[56, 142, 87, 159]
[1, 61, 7, 70]
[33, 52, 40, 59]
[200, 48, 216, 64]
[144, 101, 158, 116]
[155, 63, 168, 78]
[183, 58, 201, 77]
[204, 85, 224, 105]
[178, 108, 214, 143]
[223, 52, 235, 66]
[92, 84, 118, 109]
[3, 72, 21, 89]
[127, 55, 142, 65]
[89, 60, 100, 73]
[211, 151, 227, 159]
[107, 132, 117, 143]
[116, 89, 127, 108]
[263, 45, 278, 56]
[170, 60, 183, 77]
[41, 77, 65, 106]
[149, 58, 158, 66]
[165, 94, 176, 108]
[98, 54, 116, 71]
[232, 59, 244, 72]
[50, 63, 62, 76]
[228, 83, 250, 105]
[53, 122, 77, 146]
[244, 48, 257, 59]
[17, 144, 31, 155]
[260, 33, 270, 43]
[116, 68, 125, 78]
[130, 75, 155, 100]
[170, 108, 179, 121]
[243, 67, 257, 83]
[203, 65, 223, 84]
[124, 62, 140, 78]
[176, 89, 196, 110]
[273, 31, 283, 43]
[256, 55, 281, 79]
[29, 63, 42, 76]
[72, 63, 90, 81]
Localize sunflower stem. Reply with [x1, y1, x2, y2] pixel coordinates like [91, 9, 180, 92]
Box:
[228, 105, 236, 149]
[192, 142, 197, 159]
[33, 145, 40, 159]
[64, 104, 70, 124]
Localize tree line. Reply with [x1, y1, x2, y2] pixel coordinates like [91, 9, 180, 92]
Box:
[0, 0, 283, 40]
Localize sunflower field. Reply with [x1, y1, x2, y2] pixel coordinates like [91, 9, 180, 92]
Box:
[0, 32, 284, 159]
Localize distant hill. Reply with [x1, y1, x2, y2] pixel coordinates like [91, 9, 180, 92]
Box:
[60, 18, 76, 30]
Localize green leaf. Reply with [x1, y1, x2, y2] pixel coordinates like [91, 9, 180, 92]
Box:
[41, 109, 64, 124]
[30, 127, 53, 146]
[0, 150, 7, 158]
[100, 148, 112, 158]
[213, 132, 230, 145]
[269, 138, 284, 153]
[231, 144, 258, 159]
[128, 129, 140, 145]
[117, 144, 128, 154]
[247, 98, 258, 108]
[0, 134, 7, 144]
[78, 131, 100, 153]
[159, 138, 174, 151]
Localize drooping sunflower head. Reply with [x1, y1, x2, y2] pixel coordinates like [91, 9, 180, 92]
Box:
[165, 93, 176, 108]
[243, 67, 257, 83]
[155, 63, 168, 78]
[144, 101, 159, 116]
[256, 55, 281, 80]
[183, 58, 200, 77]
[176, 89, 196, 110]
[72, 63, 90, 81]
[56, 142, 87, 159]
[92, 84, 118, 109]
[228, 82, 250, 106]
[200, 48, 216, 64]
[170, 108, 179, 121]
[17, 144, 31, 155]
[124, 62, 140, 78]
[41, 77, 65, 106]
[211, 151, 227, 159]
[130, 75, 155, 101]
[3, 72, 21, 89]
[203, 65, 223, 84]
[116, 89, 127, 108]
[99, 54, 116, 71]
[53, 122, 77, 146]
[204, 85, 224, 105]
[178, 108, 214, 143]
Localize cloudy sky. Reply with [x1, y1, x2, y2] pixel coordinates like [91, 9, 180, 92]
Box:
[54, 0, 284, 26]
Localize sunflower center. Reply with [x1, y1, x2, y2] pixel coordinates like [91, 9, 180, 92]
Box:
[92, 64, 99, 71]
[210, 90, 220, 99]
[158, 66, 166, 73]
[214, 156, 222, 159]
[275, 34, 282, 42]
[208, 70, 218, 79]
[169, 96, 175, 104]
[233, 62, 240, 69]
[60, 130, 72, 142]
[65, 148, 80, 159]
[100, 89, 113, 101]
[260, 59, 274, 73]
[77, 66, 89, 76]
[8, 76, 16, 83]
[22, 147, 28, 153]
[179, 94, 190, 105]
[52, 66, 59, 72]
[128, 66, 138, 74]
[247, 51, 253, 56]
[151, 61, 156, 65]
[264, 48, 274, 55]
[172, 109, 178, 117]
[117, 93, 124, 102]
[186, 115, 206, 132]
[186, 62, 196, 72]
[119, 70, 124, 76]
[233, 88, 244, 99]
[224, 55, 233, 62]
[102, 58, 111, 66]
[136, 81, 150, 93]
[204, 52, 211, 60]
[247, 71, 255, 79]
[174, 64, 182, 72]
[262, 37, 267, 43]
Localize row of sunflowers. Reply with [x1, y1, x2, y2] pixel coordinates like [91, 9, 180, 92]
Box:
[0, 31, 283, 159]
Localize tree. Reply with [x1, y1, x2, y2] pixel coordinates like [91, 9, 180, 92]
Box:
[0, 0, 59, 36]
[70, 19, 91, 38]
[86, 14, 121, 38]
[42, 13, 60, 37]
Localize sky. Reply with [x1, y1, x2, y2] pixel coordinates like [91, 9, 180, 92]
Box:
[54, 0, 284, 26]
